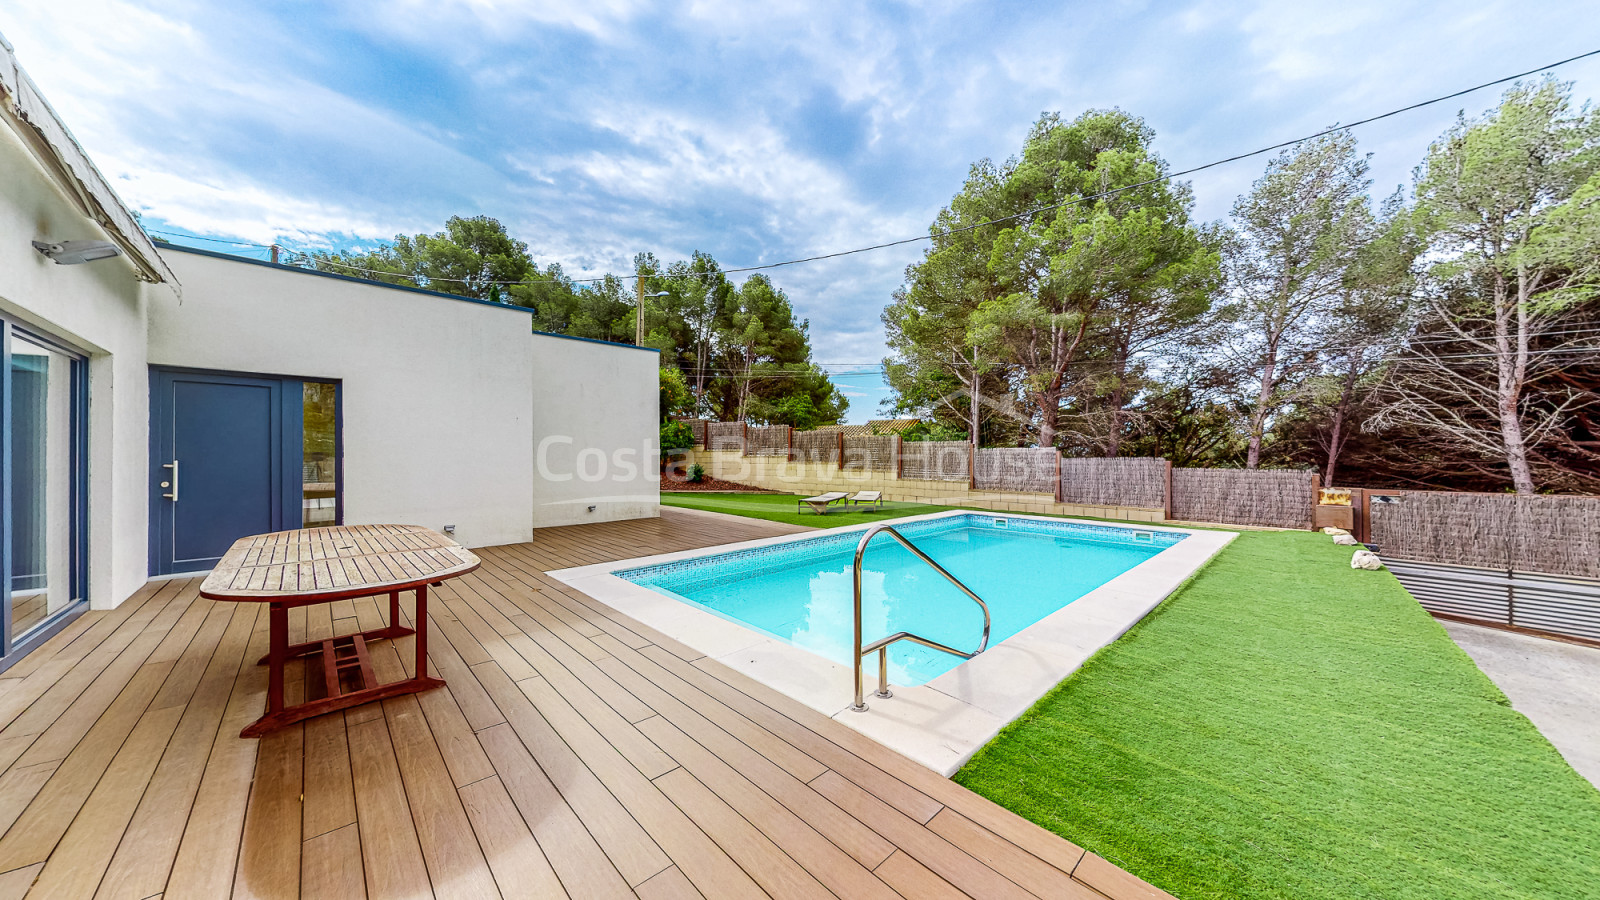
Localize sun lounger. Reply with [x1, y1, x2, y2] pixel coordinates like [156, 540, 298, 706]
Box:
[798, 492, 849, 514]
[848, 491, 883, 509]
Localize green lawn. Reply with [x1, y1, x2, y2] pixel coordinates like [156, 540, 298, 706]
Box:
[661, 490, 962, 527]
[682, 492, 1600, 899]
[957, 530, 1600, 899]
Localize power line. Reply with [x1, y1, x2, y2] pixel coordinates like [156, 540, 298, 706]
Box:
[169, 46, 1600, 292]
[148, 229, 275, 248]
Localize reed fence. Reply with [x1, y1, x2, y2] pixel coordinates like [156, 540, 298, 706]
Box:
[1171, 468, 1315, 529]
[844, 435, 896, 471]
[1060, 457, 1167, 508]
[792, 430, 840, 466]
[705, 422, 744, 452]
[743, 425, 791, 457]
[1371, 492, 1600, 579]
[974, 448, 1058, 494]
[899, 441, 971, 482]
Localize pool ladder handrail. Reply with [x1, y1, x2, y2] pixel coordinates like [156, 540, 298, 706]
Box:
[851, 524, 992, 712]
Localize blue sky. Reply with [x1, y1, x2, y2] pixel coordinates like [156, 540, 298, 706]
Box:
[6, 1, 1599, 421]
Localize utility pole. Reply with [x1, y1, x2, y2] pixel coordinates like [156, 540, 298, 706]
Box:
[635, 281, 668, 347]
[635, 277, 645, 346]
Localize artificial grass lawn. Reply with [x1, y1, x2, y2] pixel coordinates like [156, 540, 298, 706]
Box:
[661, 490, 962, 528]
[955, 530, 1600, 899]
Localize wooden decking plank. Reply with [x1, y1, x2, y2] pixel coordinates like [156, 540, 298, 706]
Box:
[591, 636, 826, 783]
[652, 767, 834, 900]
[645, 647, 944, 824]
[811, 770, 1036, 900]
[419, 622, 503, 733]
[0, 659, 177, 871]
[632, 865, 704, 900]
[927, 807, 1099, 899]
[873, 849, 970, 900]
[381, 695, 500, 899]
[640, 716, 899, 900]
[457, 775, 568, 900]
[302, 712, 357, 841]
[506, 635, 672, 776]
[594, 652, 894, 870]
[507, 676, 764, 900]
[472, 664, 669, 886]
[413, 683, 494, 788]
[96, 601, 263, 900]
[231, 726, 304, 899]
[474, 724, 633, 900]
[0, 862, 41, 900]
[161, 609, 271, 900]
[24, 705, 184, 900]
[300, 823, 365, 900]
[346, 716, 433, 900]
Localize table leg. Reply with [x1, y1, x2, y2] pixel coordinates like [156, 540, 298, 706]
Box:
[267, 604, 287, 716]
[389, 590, 401, 630]
[415, 584, 429, 680]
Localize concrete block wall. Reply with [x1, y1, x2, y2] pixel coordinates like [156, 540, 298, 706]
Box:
[683, 450, 1166, 523]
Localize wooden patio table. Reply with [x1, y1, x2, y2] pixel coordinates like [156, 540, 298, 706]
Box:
[200, 524, 480, 738]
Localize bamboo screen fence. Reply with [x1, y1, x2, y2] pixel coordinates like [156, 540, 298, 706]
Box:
[705, 422, 744, 451]
[1171, 468, 1315, 529]
[974, 448, 1059, 494]
[1060, 457, 1167, 508]
[744, 425, 791, 457]
[792, 430, 840, 466]
[900, 441, 972, 481]
[1372, 492, 1600, 579]
[844, 435, 896, 471]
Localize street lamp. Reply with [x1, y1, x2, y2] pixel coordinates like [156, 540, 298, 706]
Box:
[635, 285, 670, 345]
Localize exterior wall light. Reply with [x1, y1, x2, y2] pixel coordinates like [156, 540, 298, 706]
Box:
[31, 239, 122, 265]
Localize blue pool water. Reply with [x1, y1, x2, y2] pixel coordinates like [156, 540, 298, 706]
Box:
[619, 514, 1183, 685]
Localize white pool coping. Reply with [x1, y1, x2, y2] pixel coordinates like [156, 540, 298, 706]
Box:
[549, 510, 1236, 776]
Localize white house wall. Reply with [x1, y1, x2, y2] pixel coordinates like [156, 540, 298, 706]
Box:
[147, 250, 538, 549]
[530, 331, 660, 527]
[0, 118, 154, 611]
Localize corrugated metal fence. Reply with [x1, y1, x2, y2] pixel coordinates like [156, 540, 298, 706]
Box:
[1384, 559, 1600, 643]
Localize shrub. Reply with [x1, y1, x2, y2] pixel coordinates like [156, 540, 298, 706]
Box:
[687, 463, 706, 483]
[660, 421, 696, 451]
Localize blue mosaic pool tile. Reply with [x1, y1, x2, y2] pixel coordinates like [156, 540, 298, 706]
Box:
[616, 513, 1183, 595]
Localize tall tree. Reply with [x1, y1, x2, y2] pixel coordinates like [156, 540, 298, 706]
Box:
[1373, 79, 1600, 493]
[1302, 193, 1414, 484]
[1220, 131, 1372, 469]
[883, 158, 1012, 448]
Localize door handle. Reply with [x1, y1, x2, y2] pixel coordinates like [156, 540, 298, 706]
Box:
[162, 460, 179, 502]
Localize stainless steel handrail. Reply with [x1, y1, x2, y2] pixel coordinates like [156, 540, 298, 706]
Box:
[851, 524, 991, 712]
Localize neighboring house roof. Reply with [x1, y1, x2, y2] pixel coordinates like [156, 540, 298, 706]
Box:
[0, 31, 177, 287]
[812, 419, 923, 436]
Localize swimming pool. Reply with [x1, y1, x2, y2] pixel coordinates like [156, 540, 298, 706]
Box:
[618, 513, 1185, 686]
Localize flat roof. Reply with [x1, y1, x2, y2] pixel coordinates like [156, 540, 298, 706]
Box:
[154, 241, 658, 353]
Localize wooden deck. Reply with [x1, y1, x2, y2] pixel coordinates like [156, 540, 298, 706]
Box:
[0, 508, 1171, 899]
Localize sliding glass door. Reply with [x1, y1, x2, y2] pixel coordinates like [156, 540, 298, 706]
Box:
[1, 322, 88, 669]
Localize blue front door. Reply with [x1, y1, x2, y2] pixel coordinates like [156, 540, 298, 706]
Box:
[150, 369, 303, 575]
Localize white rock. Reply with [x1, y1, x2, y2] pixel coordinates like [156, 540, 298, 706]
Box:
[1322, 527, 1350, 537]
[1332, 533, 1359, 546]
[1351, 550, 1384, 570]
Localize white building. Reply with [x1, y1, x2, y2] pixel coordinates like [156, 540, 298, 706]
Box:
[0, 34, 658, 671]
